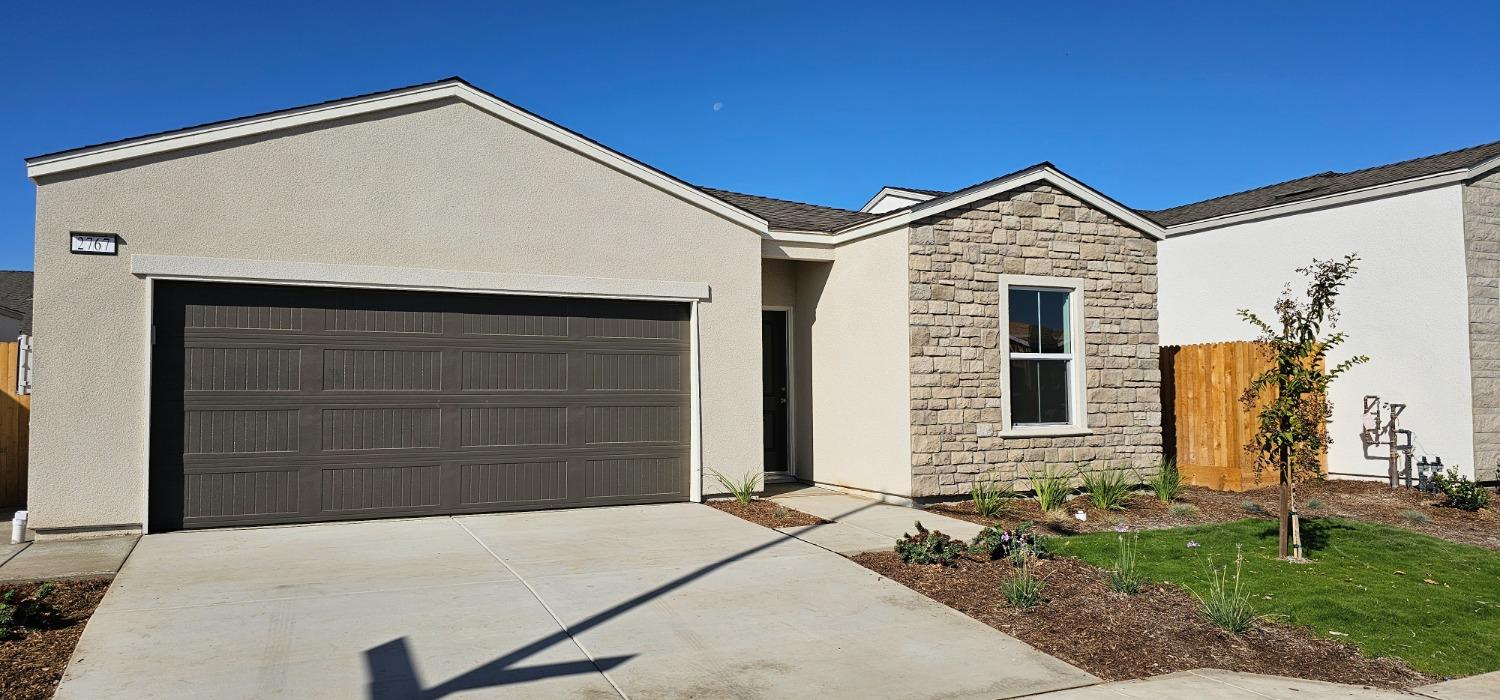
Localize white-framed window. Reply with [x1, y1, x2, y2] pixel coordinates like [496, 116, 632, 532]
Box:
[999, 275, 1088, 435]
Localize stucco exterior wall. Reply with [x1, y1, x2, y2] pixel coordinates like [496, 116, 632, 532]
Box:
[761, 258, 799, 308]
[908, 183, 1161, 497]
[795, 232, 913, 498]
[1158, 185, 1476, 479]
[30, 99, 763, 530]
[1463, 172, 1500, 483]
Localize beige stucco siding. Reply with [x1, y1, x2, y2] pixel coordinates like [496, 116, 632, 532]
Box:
[795, 231, 913, 497]
[30, 99, 762, 530]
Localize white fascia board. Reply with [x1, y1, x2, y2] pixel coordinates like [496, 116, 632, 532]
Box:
[761, 238, 835, 261]
[27, 82, 769, 234]
[858, 186, 939, 213]
[130, 255, 712, 301]
[824, 166, 1166, 244]
[1162, 170, 1474, 236]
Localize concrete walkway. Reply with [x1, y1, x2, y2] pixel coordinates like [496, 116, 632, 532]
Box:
[768, 484, 984, 554]
[1033, 669, 1420, 699]
[55, 503, 1094, 699]
[1412, 670, 1500, 700]
[0, 535, 138, 582]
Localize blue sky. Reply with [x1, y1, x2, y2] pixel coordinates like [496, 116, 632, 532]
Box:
[2, 1, 1499, 270]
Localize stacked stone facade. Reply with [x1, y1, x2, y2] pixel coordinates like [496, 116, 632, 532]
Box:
[908, 183, 1161, 497]
[1464, 171, 1500, 483]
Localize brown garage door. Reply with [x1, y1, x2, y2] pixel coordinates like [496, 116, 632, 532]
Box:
[149, 282, 691, 530]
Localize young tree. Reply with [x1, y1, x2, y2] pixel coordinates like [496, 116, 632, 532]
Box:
[1239, 253, 1369, 560]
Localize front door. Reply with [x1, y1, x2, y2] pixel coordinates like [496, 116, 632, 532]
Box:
[762, 310, 790, 473]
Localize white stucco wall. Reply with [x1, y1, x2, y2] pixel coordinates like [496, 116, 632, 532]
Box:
[1159, 185, 1476, 478]
[30, 99, 764, 530]
[795, 229, 913, 497]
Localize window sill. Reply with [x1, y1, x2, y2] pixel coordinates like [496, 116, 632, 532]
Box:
[998, 427, 1093, 438]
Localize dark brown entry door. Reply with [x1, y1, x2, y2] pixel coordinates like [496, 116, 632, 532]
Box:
[761, 310, 789, 472]
[150, 282, 690, 531]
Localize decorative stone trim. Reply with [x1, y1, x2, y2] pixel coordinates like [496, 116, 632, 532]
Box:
[908, 183, 1162, 497]
[1463, 171, 1500, 483]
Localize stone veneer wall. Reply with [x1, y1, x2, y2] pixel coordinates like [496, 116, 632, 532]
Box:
[1463, 171, 1500, 483]
[908, 183, 1162, 497]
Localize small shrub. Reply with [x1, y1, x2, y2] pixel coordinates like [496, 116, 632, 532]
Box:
[1145, 457, 1183, 503]
[1110, 534, 1143, 594]
[1168, 503, 1199, 518]
[1193, 547, 1256, 634]
[0, 583, 58, 640]
[708, 469, 761, 505]
[1432, 469, 1491, 512]
[1305, 498, 1325, 511]
[1031, 466, 1073, 513]
[970, 471, 1016, 519]
[1400, 509, 1429, 524]
[971, 521, 1044, 562]
[1001, 560, 1044, 609]
[895, 521, 966, 566]
[1241, 500, 1265, 515]
[1079, 468, 1133, 511]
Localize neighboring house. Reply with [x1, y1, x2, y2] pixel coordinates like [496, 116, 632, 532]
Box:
[0, 270, 33, 340]
[23, 77, 1164, 536]
[1147, 141, 1500, 484]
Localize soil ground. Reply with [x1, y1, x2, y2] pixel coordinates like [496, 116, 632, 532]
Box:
[0, 578, 111, 700]
[927, 480, 1500, 550]
[852, 551, 1433, 688]
[706, 498, 827, 528]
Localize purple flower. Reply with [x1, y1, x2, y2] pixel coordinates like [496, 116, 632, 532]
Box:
[1113, 524, 1129, 533]
[1001, 532, 1012, 542]
[1186, 540, 1200, 548]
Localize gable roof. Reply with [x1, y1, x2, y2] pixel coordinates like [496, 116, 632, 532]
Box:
[25, 77, 769, 232]
[886, 186, 948, 197]
[699, 187, 880, 232]
[25, 77, 1165, 241]
[1148, 137, 1500, 228]
[0, 271, 34, 335]
[762, 163, 1166, 245]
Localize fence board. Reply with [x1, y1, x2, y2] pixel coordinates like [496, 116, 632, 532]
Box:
[1162, 341, 1325, 492]
[0, 341, 29, 506]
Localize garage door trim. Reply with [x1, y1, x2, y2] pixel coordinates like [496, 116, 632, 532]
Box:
[139, 270, 704, 533]
[131, 254, 712, 303]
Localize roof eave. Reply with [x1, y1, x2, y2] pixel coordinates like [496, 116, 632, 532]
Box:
[26, 78, 770, 234]
[1160, 158, 1500, 235]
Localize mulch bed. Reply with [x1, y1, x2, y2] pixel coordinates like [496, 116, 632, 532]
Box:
[0, 578, 112, 700]
[852, 552, 1433, 688]
[706, 499, 827, 528]
[927, 480, 1500, 550]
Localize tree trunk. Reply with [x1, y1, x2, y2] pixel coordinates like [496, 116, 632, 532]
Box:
[1278, 444, 1290, 559]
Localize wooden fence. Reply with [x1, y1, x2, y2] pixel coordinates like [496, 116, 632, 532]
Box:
[1161, 342, 1325, 492]
[0, 341, 28, 506]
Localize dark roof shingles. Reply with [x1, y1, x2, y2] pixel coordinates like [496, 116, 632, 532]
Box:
[697, 187, 881, 232]
[0, 271, 33, 335]
[1147, 138, 1500, 227]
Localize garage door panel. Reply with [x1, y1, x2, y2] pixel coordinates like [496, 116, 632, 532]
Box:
[459, 406, 568, 447]
[322, 348, 444, 391]
[153, 282, 690, 530]
[320, 464, 444, 513]
[459, 460, 570, 506]
[460, 350, 568, 391]
[183, 408, 301, 455]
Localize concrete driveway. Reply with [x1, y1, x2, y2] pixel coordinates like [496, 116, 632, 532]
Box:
[56, 503, 1094, 699]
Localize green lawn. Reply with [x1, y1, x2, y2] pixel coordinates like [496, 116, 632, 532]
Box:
[1052, 518, 1500, 678]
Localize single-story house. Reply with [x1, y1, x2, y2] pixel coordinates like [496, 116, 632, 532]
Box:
[1147, 140, 1500, 484]
[24, 77, 1164, 536]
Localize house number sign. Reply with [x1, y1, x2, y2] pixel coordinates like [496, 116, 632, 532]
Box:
[70, 233, 118, 255]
